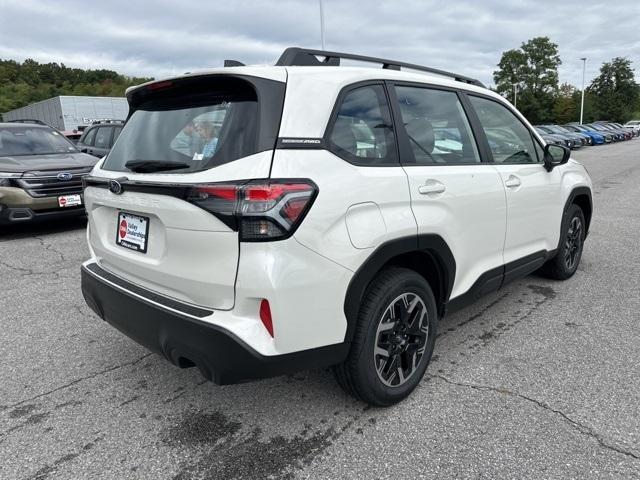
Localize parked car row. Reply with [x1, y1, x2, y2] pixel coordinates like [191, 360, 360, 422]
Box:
[535, 121, 639, 149]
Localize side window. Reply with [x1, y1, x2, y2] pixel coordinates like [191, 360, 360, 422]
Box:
[469, 96, 541, 164]
[81, 127, 96, 146]
[394, 86, 480, 164]
[534, 139, 545, 163]
[111, 126, 122, 147]
[328, 84, 397, 165]
[94, 127, 112, 149]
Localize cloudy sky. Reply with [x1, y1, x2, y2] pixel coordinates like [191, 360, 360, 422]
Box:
[1, 0, 639, 88]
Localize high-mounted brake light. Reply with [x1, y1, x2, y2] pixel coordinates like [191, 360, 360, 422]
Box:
[147, 80, 174, 91]
[186, 179, 318, 241]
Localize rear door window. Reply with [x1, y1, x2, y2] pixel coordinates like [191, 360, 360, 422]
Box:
[327, 84, 397, 166]
[394, 86, 480, 164]
[94, 127, 112, 149]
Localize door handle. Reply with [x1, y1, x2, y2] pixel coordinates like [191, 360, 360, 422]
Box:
[418, 180, 446, 195]
[504, 175, 521, 188]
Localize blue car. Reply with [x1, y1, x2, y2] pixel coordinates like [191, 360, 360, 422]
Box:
[563, 124, 605, 145]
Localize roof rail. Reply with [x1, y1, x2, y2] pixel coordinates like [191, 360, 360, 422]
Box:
[7, 119, 48, 125]
[275, 47, 485, 88]
[90, 119, 125, 125]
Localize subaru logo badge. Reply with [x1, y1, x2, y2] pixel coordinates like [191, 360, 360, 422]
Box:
[57, 172, 73, 181]
[109, 180, 123, 195]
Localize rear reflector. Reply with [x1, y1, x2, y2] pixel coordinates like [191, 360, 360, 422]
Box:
[259, 299, 274, 337]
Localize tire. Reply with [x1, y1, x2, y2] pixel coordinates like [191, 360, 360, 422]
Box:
[333, 267, 438, 407]
[539, 204, 586, 280]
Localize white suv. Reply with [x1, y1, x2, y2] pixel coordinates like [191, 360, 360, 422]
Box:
[81, 48, 593, 406]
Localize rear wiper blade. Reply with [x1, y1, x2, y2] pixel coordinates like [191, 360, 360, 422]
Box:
[125, 160, 190, 173]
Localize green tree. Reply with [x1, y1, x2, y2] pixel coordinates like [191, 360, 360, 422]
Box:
[588, 57, 639, 122]
[493, 37, 561, 123]
[553, 83, 577, 124]
[0, 58, 153, 115]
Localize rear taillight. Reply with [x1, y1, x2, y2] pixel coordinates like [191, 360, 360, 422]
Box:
[187, 179, 317, 241]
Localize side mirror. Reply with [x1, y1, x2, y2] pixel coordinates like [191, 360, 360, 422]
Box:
[80, 148, 88, 153]
[543, 144, 570, 172]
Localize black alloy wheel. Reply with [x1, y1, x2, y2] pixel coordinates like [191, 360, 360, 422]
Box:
[374, 292, 429, 387]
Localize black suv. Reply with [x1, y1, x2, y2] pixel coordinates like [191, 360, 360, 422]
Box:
[0, 121, 97, 224]
[76, 120, 124, 158]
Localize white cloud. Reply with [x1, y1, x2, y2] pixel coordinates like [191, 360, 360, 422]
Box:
[0, 0, 638, 87]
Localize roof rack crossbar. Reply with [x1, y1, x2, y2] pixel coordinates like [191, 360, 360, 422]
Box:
[275, 47, 485, 88]
[90, 119, 125, 125]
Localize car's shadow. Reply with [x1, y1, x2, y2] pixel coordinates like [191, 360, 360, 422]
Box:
[0, 216, 87, 241]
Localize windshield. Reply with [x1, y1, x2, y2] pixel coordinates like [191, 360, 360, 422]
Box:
[547, 125, 566, 134]
[535, 126, 552, 134]
[0, 126, 79, 156]
[103, 85, 260, 174]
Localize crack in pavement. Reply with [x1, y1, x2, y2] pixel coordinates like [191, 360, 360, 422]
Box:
[24, 434, 105, 480]
[0, 259, 36, 276]
[438, 292, 510, 339]
[2, 353, 153, 411]
[0, 234, 81, 279]
[428, 373, 640, 462]
[0, 259, 76, 281]
[33, 235, 68, 263]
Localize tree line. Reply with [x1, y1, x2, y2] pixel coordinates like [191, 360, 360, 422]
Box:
[493, 37, 640, 125]
[2, 44, 638, 125]
[0, 58, 152, 113]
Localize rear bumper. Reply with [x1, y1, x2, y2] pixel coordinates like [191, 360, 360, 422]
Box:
[81, 263, 348, 385]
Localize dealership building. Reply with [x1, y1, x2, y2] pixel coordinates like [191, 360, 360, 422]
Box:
[2, 95, 128, 131]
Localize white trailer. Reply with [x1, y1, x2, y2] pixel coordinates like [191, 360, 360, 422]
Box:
[2, 96, 128, 131]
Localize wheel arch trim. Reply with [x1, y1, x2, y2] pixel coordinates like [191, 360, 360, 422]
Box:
[343, 234, 456, 343]
[564, 186, 592, 238]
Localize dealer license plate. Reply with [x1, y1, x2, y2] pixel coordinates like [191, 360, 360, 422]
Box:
[58, 194, 82, 208]
[116, 212, 149, 253]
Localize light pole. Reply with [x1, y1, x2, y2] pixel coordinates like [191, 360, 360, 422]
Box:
[512, 83, 518, 108]
[319, 0, 325, 49]
[579, 57, 587, 124]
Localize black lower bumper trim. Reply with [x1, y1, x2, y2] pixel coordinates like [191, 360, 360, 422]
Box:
[85, 263, 213, 318]
[81, 264, 349, 385]
[0, 206, 85, 225]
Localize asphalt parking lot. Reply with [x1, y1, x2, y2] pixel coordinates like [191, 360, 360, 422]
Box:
[1, 140, 639, 479]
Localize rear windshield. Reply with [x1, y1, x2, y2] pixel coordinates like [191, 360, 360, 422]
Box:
[103, 78, 261, 174]
[0, 126, 78, 156]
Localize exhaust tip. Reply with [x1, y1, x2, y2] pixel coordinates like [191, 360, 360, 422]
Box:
[166, 347, 213, 382]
